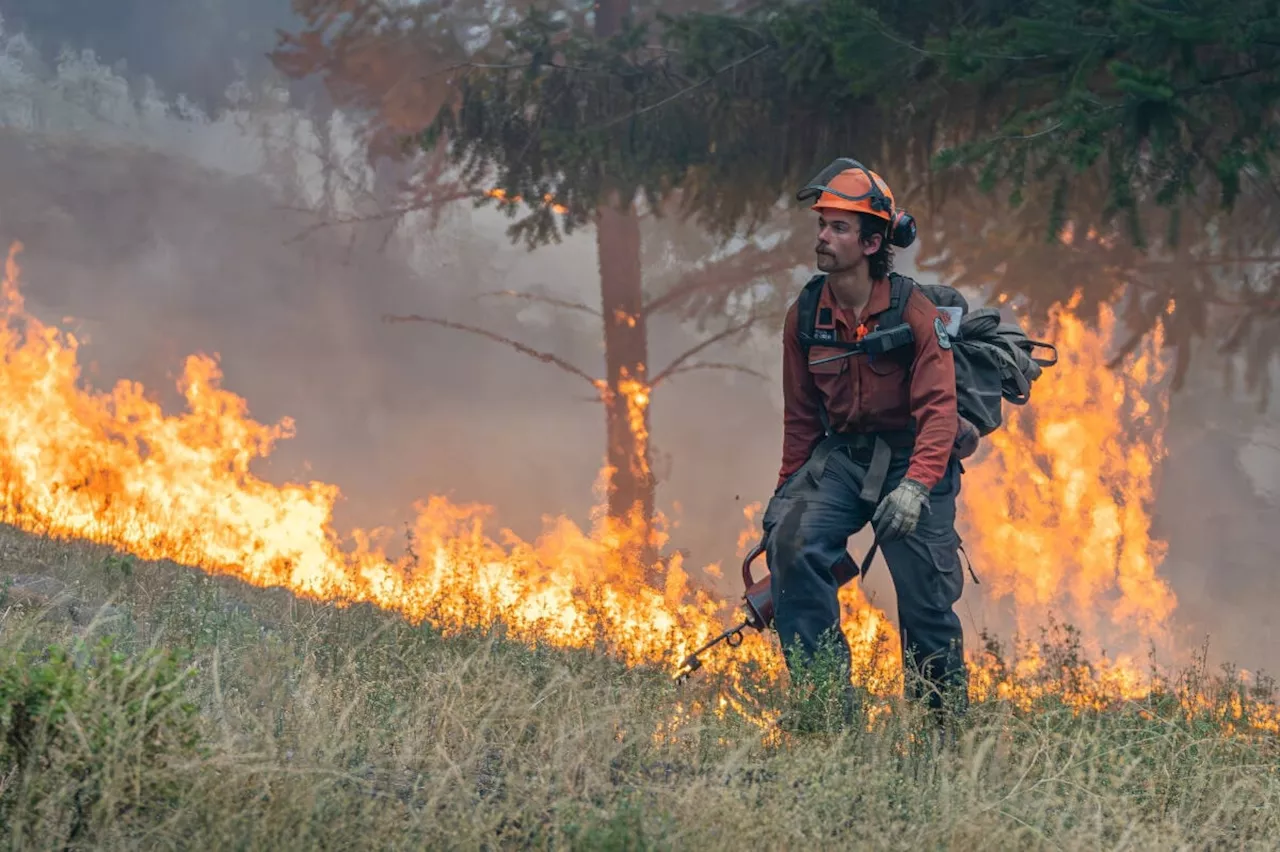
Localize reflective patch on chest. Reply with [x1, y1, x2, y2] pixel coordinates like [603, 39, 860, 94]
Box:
[812, 328, 837, 343]
[934, 316, 952, 350]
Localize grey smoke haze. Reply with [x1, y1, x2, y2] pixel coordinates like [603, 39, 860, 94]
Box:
[0, 0, 301, 106]
[0, 16, 783, 567]
[2, 9, 1279, 678]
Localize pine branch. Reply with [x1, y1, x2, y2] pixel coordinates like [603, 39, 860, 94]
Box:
[1124, 276, 1280, 312]
[1179, 61, 1280, 93]
[382, 314, 601, 388]
[585, 44, 775, 132]
[650, 315, 761, 386]
[476, 290, 602, 317]
[652, 361, 769, 383]
[643, 238, 809, 317]
[282, 185, 477, 245]
[276, 0, 1280, 401]
[1140, 257, 1280, 267]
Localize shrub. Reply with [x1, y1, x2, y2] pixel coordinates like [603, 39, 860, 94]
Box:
[0, 637, 202, 846]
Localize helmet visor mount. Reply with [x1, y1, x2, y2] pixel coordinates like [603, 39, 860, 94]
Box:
[796, 158, 893, 215]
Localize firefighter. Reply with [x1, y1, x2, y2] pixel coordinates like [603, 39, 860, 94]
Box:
[763, 160, 969, 725]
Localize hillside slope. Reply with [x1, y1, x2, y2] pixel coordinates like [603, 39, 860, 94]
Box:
[2, 525, 1278, 850]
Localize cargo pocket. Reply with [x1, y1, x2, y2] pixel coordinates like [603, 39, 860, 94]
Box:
[921, 528, 964, 605]
[807, 346, 849, 413]
[763, 487, 804, 538]
[863, 352, 910, 413]
[762, 492, 787, 536]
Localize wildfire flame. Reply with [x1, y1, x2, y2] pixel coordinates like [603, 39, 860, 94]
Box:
[617, 367, 651, 483]
[0, 241, 1274, 733]
[485, 187, 568, 215]
[961, 293, 1176, 680]
[0, 241, 774, 694]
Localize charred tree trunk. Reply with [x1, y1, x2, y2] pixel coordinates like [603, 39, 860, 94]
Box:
[594, 0, 657, 578]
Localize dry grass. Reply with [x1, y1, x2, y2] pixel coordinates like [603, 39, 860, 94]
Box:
[1, 523, 1278, 851]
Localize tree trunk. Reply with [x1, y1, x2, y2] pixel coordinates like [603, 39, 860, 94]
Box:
[596, 199, 656, 571]
[594, 0, 630, 35]
[593, 0, 656, 579]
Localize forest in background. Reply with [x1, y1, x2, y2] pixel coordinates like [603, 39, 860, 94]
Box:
[3, 5, 1280, 847]
[1, 1, 1278, 673]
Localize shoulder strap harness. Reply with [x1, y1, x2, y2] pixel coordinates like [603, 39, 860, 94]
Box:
[797, 273, 918, 367]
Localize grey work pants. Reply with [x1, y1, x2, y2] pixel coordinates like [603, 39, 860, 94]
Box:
[762, 442, 968, 711]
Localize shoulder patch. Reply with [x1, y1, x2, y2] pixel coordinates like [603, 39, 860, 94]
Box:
[934, 316, 952, 350]
[936, 306, 963, 337]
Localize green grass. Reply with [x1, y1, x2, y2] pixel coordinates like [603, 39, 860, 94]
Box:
[1, 523, 1278, 850]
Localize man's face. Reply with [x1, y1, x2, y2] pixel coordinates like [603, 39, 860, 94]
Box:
[814, 208, 881, 274]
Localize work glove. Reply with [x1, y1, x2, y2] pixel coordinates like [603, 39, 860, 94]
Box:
[871, 477, 929, 543]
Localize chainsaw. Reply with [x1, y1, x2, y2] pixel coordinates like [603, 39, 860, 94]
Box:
[672, 537, 879, 684]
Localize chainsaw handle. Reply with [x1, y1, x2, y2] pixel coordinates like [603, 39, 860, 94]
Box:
[741, 539, 766, 589]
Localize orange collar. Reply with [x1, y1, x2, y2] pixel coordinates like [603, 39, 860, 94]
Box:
[816, 277, 892, 330]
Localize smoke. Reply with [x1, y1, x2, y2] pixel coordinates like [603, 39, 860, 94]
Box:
[1150, 359, 1280, 676]
[1, 9, 1279, 678]
[0, 17, 784, 564]
[0, 0, 301, 107]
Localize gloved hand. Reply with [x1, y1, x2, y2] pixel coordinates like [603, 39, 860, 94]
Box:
[872, 477, 929, 542]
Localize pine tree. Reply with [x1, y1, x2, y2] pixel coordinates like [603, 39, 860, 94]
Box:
[271, 0, 1280, 567]
[435, 0, 1280, 398]
[271, 0, 771, 580]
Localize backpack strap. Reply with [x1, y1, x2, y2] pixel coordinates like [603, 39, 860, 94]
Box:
[798, 272, 917, 347]
[793, 274, 832, 434]
[796, 272, 918, 366]
[861, 272, 917, 361]
[879, 272, 917, 330]
[795, 274, 828, 352]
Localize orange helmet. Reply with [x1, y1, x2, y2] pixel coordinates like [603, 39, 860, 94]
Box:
[797, 158, 917, 248]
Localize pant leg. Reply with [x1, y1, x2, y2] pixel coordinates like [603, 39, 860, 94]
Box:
[762, 450, 872, 678]
[879, 457, 969, 712]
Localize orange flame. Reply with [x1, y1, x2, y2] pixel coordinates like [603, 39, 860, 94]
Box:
[0, 240, 1274, 732]
[617, 367, 651, 483]
[485, 187, 568, 216]
[960, 293, 1175, 663]
[0, 241, 777, 707]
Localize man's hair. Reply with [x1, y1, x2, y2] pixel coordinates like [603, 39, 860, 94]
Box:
[858, 213, 894, 280]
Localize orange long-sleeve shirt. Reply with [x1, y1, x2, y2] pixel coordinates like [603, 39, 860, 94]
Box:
[777, 276, 958, 491]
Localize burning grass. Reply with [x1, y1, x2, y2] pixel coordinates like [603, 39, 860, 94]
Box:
[0, 239, 1220, 702]
[3, 237, 1280, 845]
[2, 528, 1280, 850]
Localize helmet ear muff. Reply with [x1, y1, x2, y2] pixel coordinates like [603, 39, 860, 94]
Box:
[888, 210, 917, 249]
